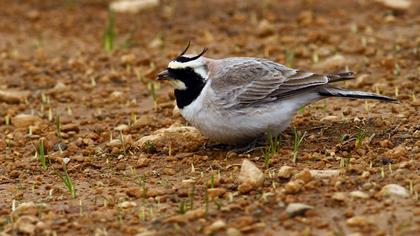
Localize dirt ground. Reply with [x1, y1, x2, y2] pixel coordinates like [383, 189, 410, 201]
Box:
[0, 0, 419, 235]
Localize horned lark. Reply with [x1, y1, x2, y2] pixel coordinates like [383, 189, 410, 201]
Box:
[158, 43, 396, 145]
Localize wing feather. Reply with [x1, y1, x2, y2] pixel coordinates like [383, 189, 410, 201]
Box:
[209, 58, 337, 107]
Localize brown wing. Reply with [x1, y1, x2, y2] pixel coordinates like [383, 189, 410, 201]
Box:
[210, 58, 343, 107]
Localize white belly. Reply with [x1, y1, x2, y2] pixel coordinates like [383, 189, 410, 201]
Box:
[180, 84, 319, 144]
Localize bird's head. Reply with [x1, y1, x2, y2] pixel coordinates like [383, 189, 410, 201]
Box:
[157, 42, 209, 91]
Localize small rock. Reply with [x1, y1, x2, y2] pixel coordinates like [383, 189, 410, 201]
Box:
[126, 187, 144, 199]
[165, 208, 205, 223]
[347, 215, 373, 227]
[12, 202, 38, 219]
[0, 90, 30, 104]
[207, 188, 227, 199]
[384, 144, 408, 159]
[284, 180, 303, 194]
[294, 169, 313, 183]
[132, 115, 156, 129]
[61, 123, 79, 132]
[107, 135, 132, 148]
[257, 20, 275, 37]
[238, 159, 264, 188]
[121, 54, 136, 64]
[320, 115, 338, 121]
[14, 215, 38, 235]
[12, 114, 42, 128]
[285, 203, 313, 217]
[313, 54, 350, 71]
[110, 0, 159, 14]
[309, 169, 340, 179]
[374, 0, 411, 10]
[204, 219, 226, 234]
[136, 125, 203, 154]
[114, 124, 129, 131]
[135, 230, 157, 236]
[332, 192, 347, 201]
[349, 191, 369, 199]
[380, 184, 410, 198]
[226, 227, 242, 236]
[238, 182, 254, 194]
[120, 201, 137, 208]
[278, 166, 294, 179]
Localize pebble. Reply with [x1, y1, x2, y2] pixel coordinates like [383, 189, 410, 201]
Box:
[285, 203, 313, 217]
[164, 209, 205, 223]
[0, 89, 30, 104]
[12, 114, 42, 128]
[374, 0, 411, 10]
[349, 191, 369, 199]
[61, 123, 79, 132]
[110, 0, 159, 14]
[14, 215, 38, 235]
[309, 169, 340, 179]
[135, 125, 203, 153]
[119, 201, 137, 208]
[226, 227, 242, 236]
[238, 159, 264, 188]
[313, 54, 350, 71]
[257, 19, 275, 37]
[278, 166, 294, 179]
[346, 215, 373, 227]
[204, 219, 226, 234]
[207, 188, 227, 199]
[114, 124, 129, 131]
[294, 169, 313, 183]
[284, 180, 303, 194]
[12, 202, 38, 219]
[332, 192, 347, 201]
[380, 184, 410, 198]
[126, 187, 144, 199]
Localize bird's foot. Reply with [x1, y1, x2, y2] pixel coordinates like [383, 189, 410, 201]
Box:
[230, 137, 266, 154]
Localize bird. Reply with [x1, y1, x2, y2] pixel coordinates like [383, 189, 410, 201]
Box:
[157, 42, 396, 147]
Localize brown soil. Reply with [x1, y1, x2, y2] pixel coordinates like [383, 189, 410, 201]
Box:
[0, 0, 419, 235]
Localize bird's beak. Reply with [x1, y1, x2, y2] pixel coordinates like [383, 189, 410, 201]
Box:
[157, 70, 170, 81]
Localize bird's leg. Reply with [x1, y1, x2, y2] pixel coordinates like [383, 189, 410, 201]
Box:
[231, 136, 267, 154]
[205, 142, 230, 150]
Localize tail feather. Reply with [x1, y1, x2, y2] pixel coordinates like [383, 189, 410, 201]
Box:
[327, 72, 355, 83]
[319, 87, 397, 102]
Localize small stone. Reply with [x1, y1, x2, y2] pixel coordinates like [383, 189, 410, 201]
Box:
[165, 209, 205, 223]
[332, 192, 347, 201]
[110, 0, 159, 14]
[238, 159, 264, 188]
[349, 191, 369, 199]
[135, 230, 157, 236]
[226, 227, 242, 236]
[61, 123, 79, 132]
[15, 215, 38, 235]
[294, 169, 313, 183]
[374, 0, 411, 10]
[284, 180, 303, 194]
[135, 125, 203, 154]
[285, 203, 313, 217]
[257, 19, 275, 37]
[278, 166, 294, 179]
[384, 145, 408, 159]
[132, 115, 156, 129]
[320, 115, 338, 121]
[309, 169, 340, 179]
[0, 90, 30, 104]
[126, 187, 143, 199]
[114, 124, 129, 131]
[347, 215, 373, 227]
[120, 201, 137, 208]
[204, 219, 226, 234]
[313, 54, 350, 71]
[12, 202, 38, 219]
[12, 114, 42, 128]
[380, 184, 410, 198]
[121, 54, 136, 64]
[238, 182, 254, 194]
[207, 188, 227, 199]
